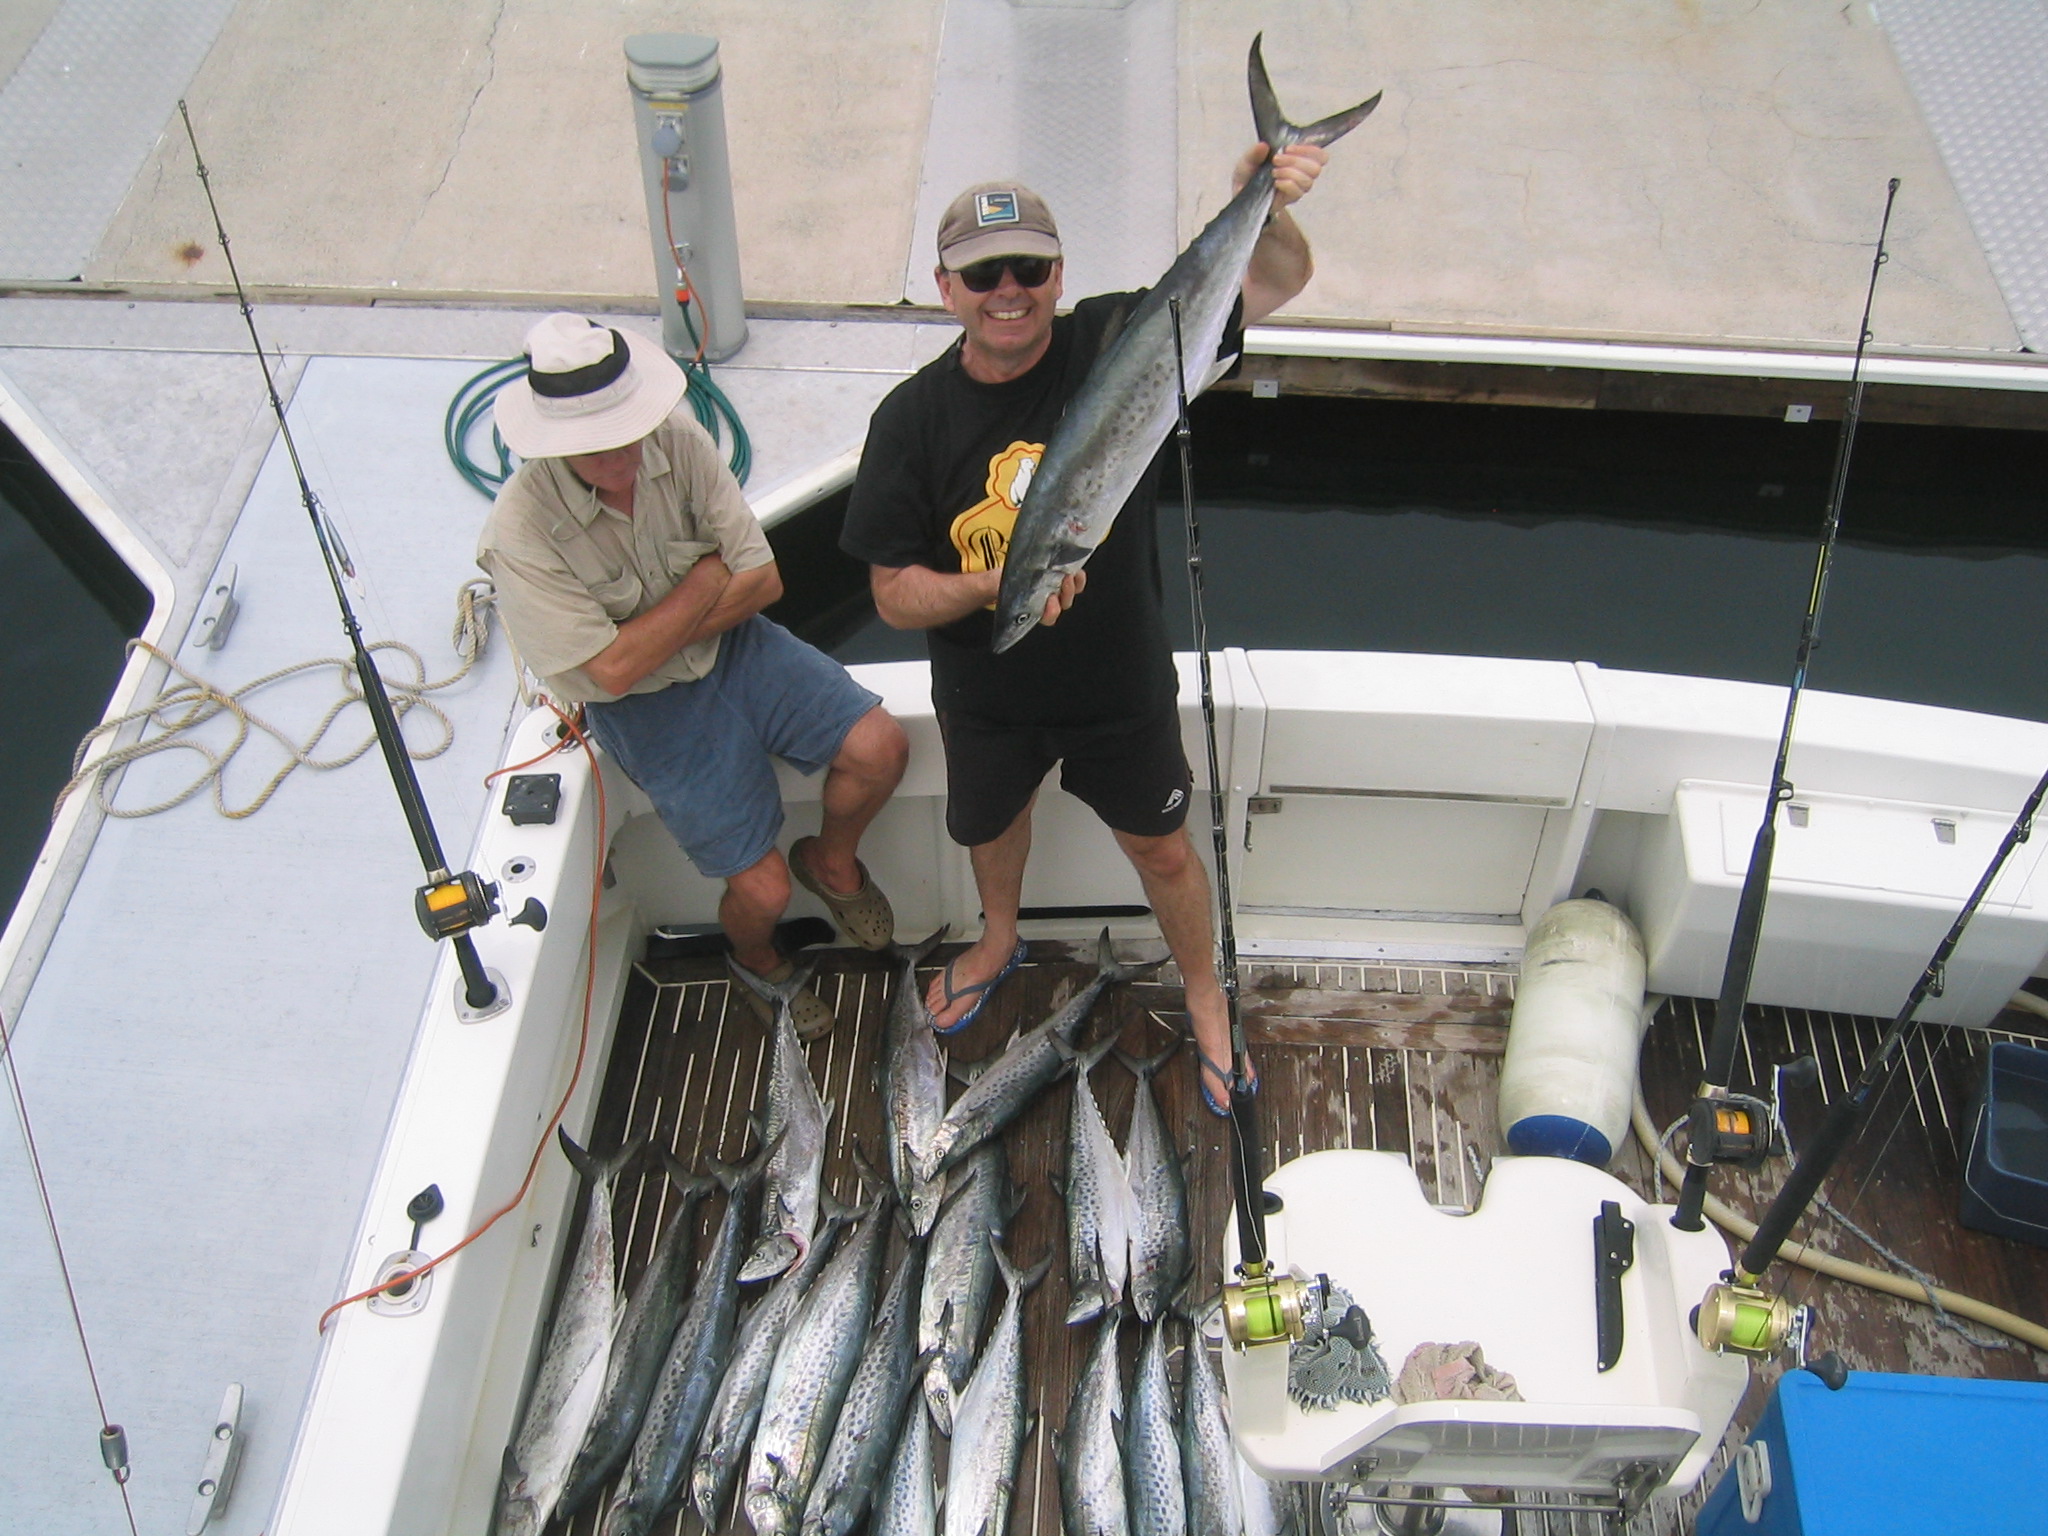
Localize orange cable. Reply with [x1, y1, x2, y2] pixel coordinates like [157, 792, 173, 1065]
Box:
[483, 726, 574, 788]
[319, 700, 607, 1332]
[659, 164, 709, 364]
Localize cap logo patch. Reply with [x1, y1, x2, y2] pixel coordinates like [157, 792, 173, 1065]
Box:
[975, 191, 1020, 228]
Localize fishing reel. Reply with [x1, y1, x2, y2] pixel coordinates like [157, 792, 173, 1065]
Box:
[1692, 1276, 1795, 1360]
[1681, 1086, 1778, 1173]
[1220, 1260, 1309, 1350]
[413, 868, 501, 941]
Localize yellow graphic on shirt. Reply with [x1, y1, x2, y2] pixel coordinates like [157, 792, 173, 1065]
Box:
[949, 441, 1043, 605]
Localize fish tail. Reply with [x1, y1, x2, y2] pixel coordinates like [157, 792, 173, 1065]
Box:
[1051, 1028, 1120, 1078]
[849, 1137, 890, 1204]
[820, 1185, 865, 1225]
[658, 1146, 715, 1200]
[1113, 1024, 1183, 1082]
[710, 1123, 778, 1192]
[890, 924, 950, 967]
[1095, 927, 1165, 987]
[991, 1235, 1054, 1298]
[1248, 33, 1382, 154]
[558, 1127, 643, 1184]
[725, 951, 822, 1005]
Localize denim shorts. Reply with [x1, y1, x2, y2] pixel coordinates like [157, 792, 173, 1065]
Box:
[584, 616, 881, 879]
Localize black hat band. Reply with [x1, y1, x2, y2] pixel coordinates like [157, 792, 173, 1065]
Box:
[527, 328, 631, 399]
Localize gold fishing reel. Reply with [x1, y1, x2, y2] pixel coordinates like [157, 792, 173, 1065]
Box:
[1693, 1277, 1795, 1360]
[1220, 1261, 1309, 1350]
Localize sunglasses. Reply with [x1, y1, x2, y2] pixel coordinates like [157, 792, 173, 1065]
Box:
[955, 256, 1055, 293]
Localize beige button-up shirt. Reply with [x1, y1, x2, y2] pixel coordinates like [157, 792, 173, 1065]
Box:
[478, 410, 774, 705]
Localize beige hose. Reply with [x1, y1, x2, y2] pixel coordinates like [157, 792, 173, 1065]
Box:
[1629, 1087, 2048, 1354]
[2004, 988, 2048, 1023]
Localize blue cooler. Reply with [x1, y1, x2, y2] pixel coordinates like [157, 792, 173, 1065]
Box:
[1696, 1370, 2048, 1535]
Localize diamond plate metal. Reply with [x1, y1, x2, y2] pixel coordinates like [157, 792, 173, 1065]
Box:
[1880, 0, 2048, 351]
[0, 0, 237, 281]
[905, 0, 1178, 305]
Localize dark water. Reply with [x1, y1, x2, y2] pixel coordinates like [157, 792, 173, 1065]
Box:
[13, 392, 2048, 933]
[808, 395, 2048, 725]
[1, 421, 148, 924]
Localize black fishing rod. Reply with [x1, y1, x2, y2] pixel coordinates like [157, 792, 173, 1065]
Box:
[1673, 178, 1901, 1233]
[1168, 298, 1305, 1352]
[1696, 761, 2048, 1356]
[178, 102, 503, 1010]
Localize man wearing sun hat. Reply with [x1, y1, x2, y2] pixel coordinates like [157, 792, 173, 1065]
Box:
[482, 313, 907, 1038]
[840, 144, 1329, 1102]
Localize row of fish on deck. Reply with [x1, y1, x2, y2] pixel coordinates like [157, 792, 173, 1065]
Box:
[496, 931, 1286, 1536]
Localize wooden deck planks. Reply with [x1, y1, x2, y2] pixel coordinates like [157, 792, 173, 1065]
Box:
[551, 944, 2048, 1536]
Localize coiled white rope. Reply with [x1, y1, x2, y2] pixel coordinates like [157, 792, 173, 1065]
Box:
[54, 579, 501, 823]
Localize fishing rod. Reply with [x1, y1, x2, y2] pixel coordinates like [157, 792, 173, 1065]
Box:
[178, 102, 504, 1012]
[1672, 177, 1901, 1233]
[1168, 298, 1306, 1352]
[1695, 760, 2048, 1357]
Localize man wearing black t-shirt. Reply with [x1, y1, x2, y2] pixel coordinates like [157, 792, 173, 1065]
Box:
[841, 146, 1330, 1110]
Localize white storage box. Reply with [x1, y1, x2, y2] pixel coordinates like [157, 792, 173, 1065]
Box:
[1631, 780, 2048, 1026]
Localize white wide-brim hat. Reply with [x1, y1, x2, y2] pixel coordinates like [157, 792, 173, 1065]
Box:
[493, 313, 687, 459]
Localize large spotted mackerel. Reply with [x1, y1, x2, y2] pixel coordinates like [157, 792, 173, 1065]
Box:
[991, 36, 1379, 653]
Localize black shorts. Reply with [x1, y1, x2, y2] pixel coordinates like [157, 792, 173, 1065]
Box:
[938, 704, 1194, 847]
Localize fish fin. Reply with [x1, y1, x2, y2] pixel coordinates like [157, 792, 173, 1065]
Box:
[1247, 33, 1381, 154]
[946, 1054, 990, 1087]
[1004, 1181, 1029, 1222]
[1094, 305, 1129, 360]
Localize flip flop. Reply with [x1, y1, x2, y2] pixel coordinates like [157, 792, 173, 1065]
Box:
[933, 938, 1028, 1037]
[789, 836, 895, 951]
[1196, 1042, 1260, 1119]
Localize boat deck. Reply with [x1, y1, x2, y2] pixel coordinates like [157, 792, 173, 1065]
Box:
[556, 939, 2048, 1536]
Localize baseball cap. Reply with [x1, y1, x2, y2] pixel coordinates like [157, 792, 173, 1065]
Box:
[936, 182, 1062, 271]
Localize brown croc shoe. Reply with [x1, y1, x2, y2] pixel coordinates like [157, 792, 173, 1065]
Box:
[789, 836, 895, 951]
[730, 957, 837, 1041]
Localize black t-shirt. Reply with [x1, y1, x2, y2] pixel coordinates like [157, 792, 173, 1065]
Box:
[843, 291, 1240, 729]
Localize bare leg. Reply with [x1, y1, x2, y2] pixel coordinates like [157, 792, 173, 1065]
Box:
[1113, 824, 1254, 1091]
[804, 705, 908, 894]
[927, 795, 1036, 1029]
[724, 847, 794, 977]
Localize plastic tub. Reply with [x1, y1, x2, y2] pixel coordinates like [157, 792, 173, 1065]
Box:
[1959, 1040, 2048, 1247]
